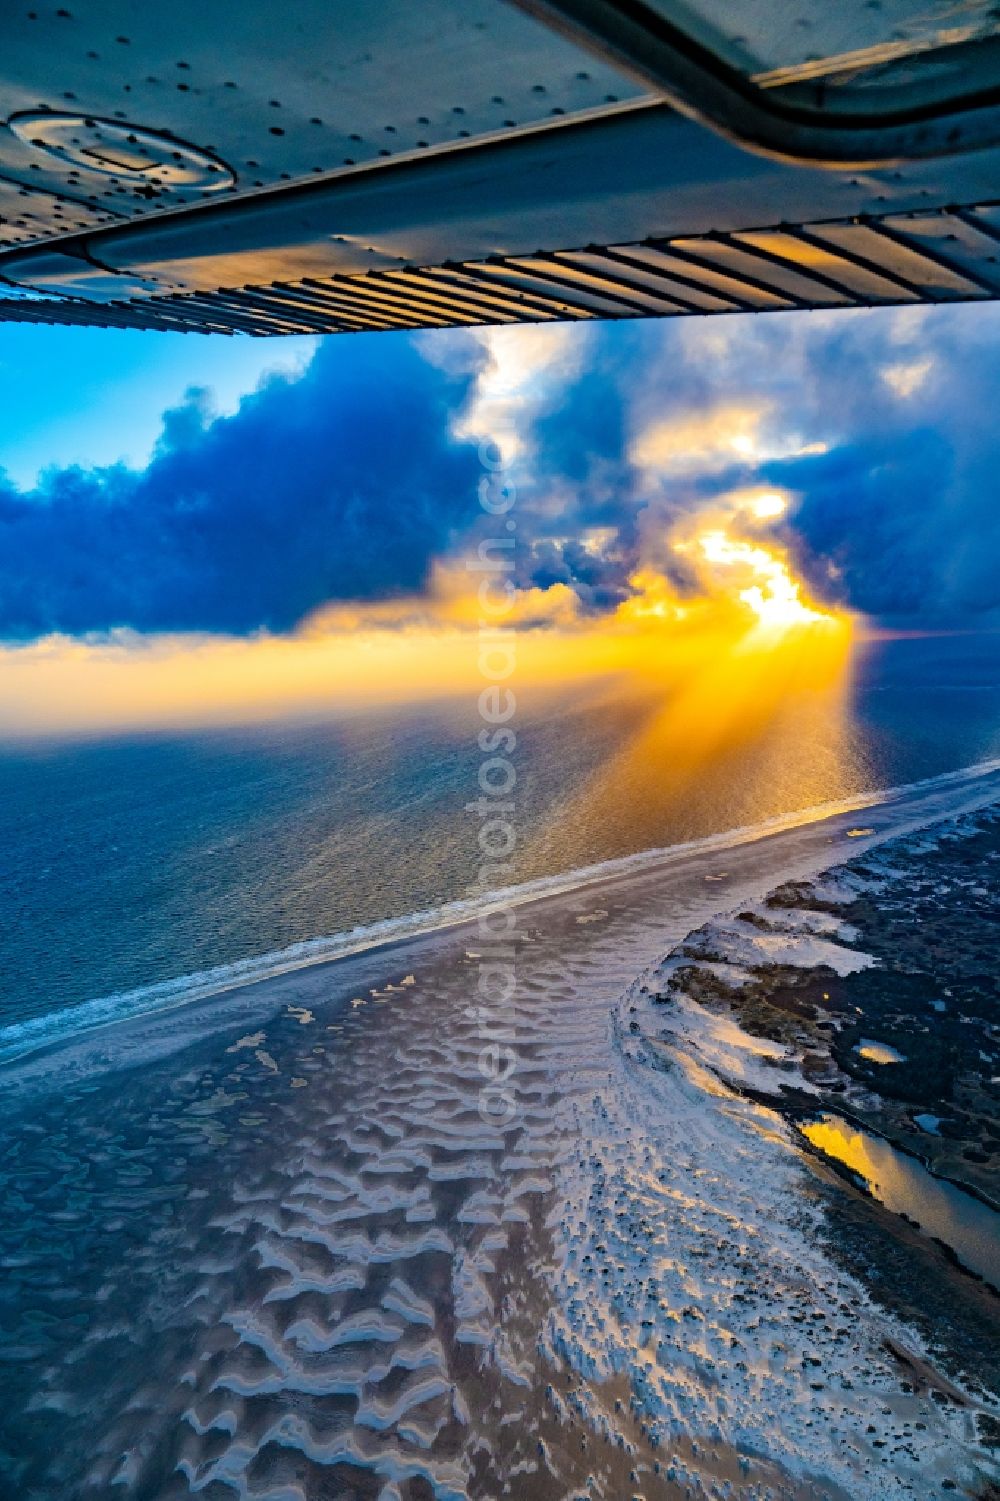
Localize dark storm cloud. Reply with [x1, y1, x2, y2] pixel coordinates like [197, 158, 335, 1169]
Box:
[759, 432, 955, 617]
[505, 324, 649, 610]
[2, 303, 999, 642]
[750, 308, 1000, 623]
[0, 335, 483, 639]
[509, 308, 1000, 625]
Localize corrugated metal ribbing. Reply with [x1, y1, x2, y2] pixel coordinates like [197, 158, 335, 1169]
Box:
[3, 204, 998, 334]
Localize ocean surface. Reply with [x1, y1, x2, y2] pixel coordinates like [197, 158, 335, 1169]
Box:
[0, 631, 998, 1053]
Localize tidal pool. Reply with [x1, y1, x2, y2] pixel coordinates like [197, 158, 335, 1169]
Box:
[800, 1113, 1000, 1292]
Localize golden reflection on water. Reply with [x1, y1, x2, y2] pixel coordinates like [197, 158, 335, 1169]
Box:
[801, 1116, 892, 1193]
[520, 604, 860, 875]
[619, 615, 852, 786]
[553, 500, 862, 848]
[855, 1041, 906, 1065]
[800, 1114, 1000, 1289]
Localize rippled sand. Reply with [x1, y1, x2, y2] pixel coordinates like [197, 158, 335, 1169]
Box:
[1, 766, 999, 1500]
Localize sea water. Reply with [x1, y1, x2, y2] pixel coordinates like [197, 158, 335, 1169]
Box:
[0, 632, 997, 1051]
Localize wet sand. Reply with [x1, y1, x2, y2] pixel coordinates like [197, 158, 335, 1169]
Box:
[1, 764, 999, 1499]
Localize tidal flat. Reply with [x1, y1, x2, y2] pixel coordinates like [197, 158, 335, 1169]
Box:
[639, 804, 1000, 1463]
[1, 766, 998, 1500]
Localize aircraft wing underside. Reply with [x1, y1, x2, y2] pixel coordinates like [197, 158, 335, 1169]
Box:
[3, 202, 1000, 335]
[3, 0, 1000, 334]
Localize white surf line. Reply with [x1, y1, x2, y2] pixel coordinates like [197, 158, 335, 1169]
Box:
[2, 757, 999, 1068]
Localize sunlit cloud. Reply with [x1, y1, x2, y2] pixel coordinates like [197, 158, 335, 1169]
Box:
[0, 521, 848, 739]
[630, 402, 771, 474]
[881, 356, 934, 398]
[689, 528, 832, 631]
[744, 489, 788, 520]
[445, 324, 588, 463]
[614, 566, 689, 626]
[631, 400, 829, 478]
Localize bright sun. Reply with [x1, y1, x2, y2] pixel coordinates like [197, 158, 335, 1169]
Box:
[747, 490, 787, 520]
[685, 526, 833, 632]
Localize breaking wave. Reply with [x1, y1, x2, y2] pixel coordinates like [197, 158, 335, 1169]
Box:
[2, 755, 998, 1068]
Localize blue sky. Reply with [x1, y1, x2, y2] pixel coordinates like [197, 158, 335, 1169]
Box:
[0, 325, 318, 488]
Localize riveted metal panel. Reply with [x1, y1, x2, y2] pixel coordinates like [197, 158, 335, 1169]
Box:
[501, 253, 673, 313]
[816, 220, 987, 298]
[441, 263, 587, 319]
[7, 200, 1000, 334]
[0, 0, 646, 250]
[755, 225, 923, 302]
[187, 290, 322, 334]
[272, 282, 413, 330]
[725, 231, 857, 304]
[881, 212, 1000, 291]
[588, 245, 742, 310]
[966, 203, 1000, 239]
[453, 263, 601, 317]
[0, 177, 126, 251]
[645, 240, 796, 308]
[554, 248, 719, 311]
[530, 251, 689, 313]
[223, 287, 352, 333]
[371, 271, 518, 320]
[388, 268, 557, 322]
[301, 276, 467, 328]
[378, 271, 535, 324]
[631, 0, 1000, 84]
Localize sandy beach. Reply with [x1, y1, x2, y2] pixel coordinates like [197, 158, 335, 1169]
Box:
[1, 762, 999, 1500]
